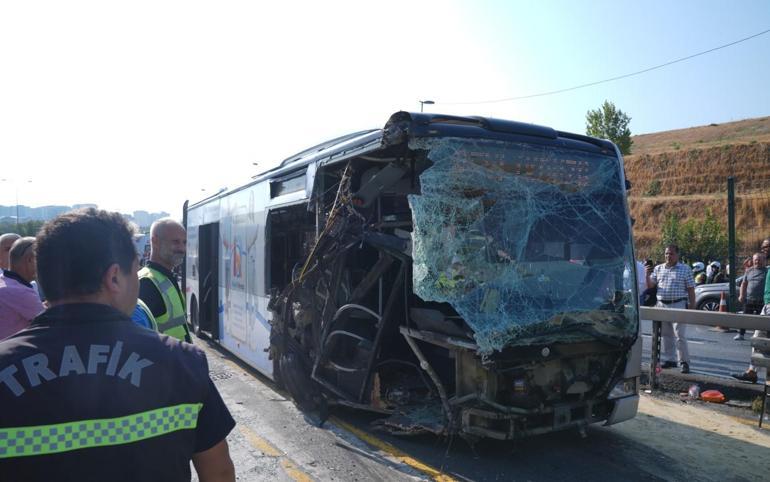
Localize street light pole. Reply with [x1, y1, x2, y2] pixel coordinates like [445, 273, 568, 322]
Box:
[2, 179, 31, 231]
[419, 100, 435, 112]
[15, 185, 19, 231]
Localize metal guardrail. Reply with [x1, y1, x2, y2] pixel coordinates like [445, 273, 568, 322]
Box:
[639, 307, 770, 330]
[639, 307, 770, 389]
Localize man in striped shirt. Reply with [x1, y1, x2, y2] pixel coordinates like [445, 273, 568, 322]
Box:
[646, 244, 696, 374]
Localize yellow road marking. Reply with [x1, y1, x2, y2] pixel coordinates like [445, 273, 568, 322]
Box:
[239, 426, 282, 457]
[239, 426, 315, 481]
[280, 459, 314, 482]
[330, 416, 457, 482]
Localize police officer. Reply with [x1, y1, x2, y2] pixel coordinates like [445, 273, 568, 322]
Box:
[0, 208, 235, 481]
[138, 218, 191, 343]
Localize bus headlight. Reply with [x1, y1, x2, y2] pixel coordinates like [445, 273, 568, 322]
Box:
[608, 377, 637, 399]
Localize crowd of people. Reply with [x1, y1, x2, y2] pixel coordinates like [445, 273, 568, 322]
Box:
[639, 239, 770, 381]
[0, 209, 235, 481]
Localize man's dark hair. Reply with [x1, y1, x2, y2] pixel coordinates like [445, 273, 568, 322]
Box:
[664, 244, 679, 254]
[37, 208, 137, 301]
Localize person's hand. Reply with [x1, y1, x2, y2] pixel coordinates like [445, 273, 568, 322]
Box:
[738, 295, 744, 304]
[645, 264, 653, 276]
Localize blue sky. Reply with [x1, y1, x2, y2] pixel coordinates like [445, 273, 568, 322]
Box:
[0, 1, 768, 217]
[441, 1, 770, 133]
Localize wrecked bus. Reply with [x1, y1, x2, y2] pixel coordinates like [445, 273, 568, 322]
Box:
[184, 111, 641, 440]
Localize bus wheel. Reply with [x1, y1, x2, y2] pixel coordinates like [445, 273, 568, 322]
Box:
[272, 355, 284, 389]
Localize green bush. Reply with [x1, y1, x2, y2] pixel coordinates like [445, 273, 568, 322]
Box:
[645, 179, 662, 196]
[657, 209, 729, 263]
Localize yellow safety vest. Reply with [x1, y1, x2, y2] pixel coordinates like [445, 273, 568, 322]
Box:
[138, 266, 190, 342]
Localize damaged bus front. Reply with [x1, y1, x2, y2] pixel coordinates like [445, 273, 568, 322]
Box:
[269, 112, 640, 440]
[190, 111, 640, 441]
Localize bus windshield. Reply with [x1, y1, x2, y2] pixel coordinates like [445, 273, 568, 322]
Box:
[408, 136, 637, 354]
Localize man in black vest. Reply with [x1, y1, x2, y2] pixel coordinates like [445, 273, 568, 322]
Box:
[0, 208, 235, 482]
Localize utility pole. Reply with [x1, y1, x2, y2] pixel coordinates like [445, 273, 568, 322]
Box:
[727, 177, 736, 312]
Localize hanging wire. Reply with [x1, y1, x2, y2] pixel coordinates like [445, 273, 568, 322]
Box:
[440, 27, 770, 105]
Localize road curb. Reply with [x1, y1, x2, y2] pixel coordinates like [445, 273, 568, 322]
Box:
[642, 364, 764, 401]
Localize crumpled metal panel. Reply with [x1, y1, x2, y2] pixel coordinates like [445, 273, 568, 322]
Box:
[408, 137, 637, 354]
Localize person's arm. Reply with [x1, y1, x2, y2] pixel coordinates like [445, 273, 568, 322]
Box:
[687, 286, 696, 310]
[192, 439, 235, 482]
[738, 276, 747, 304]
[646, 265, 657, 289]
[193, 378, 236, 481]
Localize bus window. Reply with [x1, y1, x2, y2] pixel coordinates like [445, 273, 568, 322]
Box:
[266, 205, 315, 293]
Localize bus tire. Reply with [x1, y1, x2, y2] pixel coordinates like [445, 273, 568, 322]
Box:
[272, 355, 284, 389]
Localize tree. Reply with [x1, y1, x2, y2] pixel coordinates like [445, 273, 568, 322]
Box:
[585, 100, 633, 154]
[656, 209, 728, 264]
[0, 220, 44, 237]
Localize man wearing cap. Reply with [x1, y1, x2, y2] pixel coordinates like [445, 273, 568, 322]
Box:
[646, 244, 696, 374]
[0, 236, 44, 339]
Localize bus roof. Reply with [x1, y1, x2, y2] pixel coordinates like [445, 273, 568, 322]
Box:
[187, 111, 619, 209]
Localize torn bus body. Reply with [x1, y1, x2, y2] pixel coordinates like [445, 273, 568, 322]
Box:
[200, 112, 640, 441]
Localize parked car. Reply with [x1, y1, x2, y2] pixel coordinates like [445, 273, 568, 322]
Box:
[694, 276, 744, 311]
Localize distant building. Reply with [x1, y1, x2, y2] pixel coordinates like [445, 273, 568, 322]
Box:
[123, 210, 170, 229]
[0, 204, 169, 228]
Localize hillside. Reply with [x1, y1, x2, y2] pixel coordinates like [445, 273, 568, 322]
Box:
[624, 116, 770, 260]
[630, 116, 770, 155]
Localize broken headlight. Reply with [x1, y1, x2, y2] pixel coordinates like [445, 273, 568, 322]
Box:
[608, 377, 637, 399]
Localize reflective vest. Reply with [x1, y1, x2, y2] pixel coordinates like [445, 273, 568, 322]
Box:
[138, 266, 190, 342]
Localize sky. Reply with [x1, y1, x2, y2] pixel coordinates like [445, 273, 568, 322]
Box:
[1, 0, 768, 219]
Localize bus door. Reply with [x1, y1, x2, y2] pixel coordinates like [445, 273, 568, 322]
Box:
[199, 222, 220, 339]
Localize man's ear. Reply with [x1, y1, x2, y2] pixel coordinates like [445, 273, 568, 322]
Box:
[102, 263, 122, 294]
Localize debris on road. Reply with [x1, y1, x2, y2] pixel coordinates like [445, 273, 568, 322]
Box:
[687, 384, 701, 400]
[700, 390, 726, 403]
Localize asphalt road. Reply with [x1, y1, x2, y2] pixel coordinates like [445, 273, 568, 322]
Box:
[196, 338, 770, 482]
[640, 319, 759, 380]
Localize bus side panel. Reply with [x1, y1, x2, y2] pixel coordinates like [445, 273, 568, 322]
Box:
[185, 207, 202, 327]
[218, 183, 274, 378]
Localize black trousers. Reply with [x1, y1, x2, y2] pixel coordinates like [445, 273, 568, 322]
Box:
[740, 302, 764, 336]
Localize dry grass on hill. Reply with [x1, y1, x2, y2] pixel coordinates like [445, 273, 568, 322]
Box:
[624, 117, 770, 260]
[631, 116, 770, 156]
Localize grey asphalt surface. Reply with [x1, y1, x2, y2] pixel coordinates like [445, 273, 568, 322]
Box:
[196, 337, 770, 482]
[640, 319, 761, 380]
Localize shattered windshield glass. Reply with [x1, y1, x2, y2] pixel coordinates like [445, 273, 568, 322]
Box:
[408, 137, 637, 354]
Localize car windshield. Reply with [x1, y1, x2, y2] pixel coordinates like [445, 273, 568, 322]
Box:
[408, 136, 637, 354]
